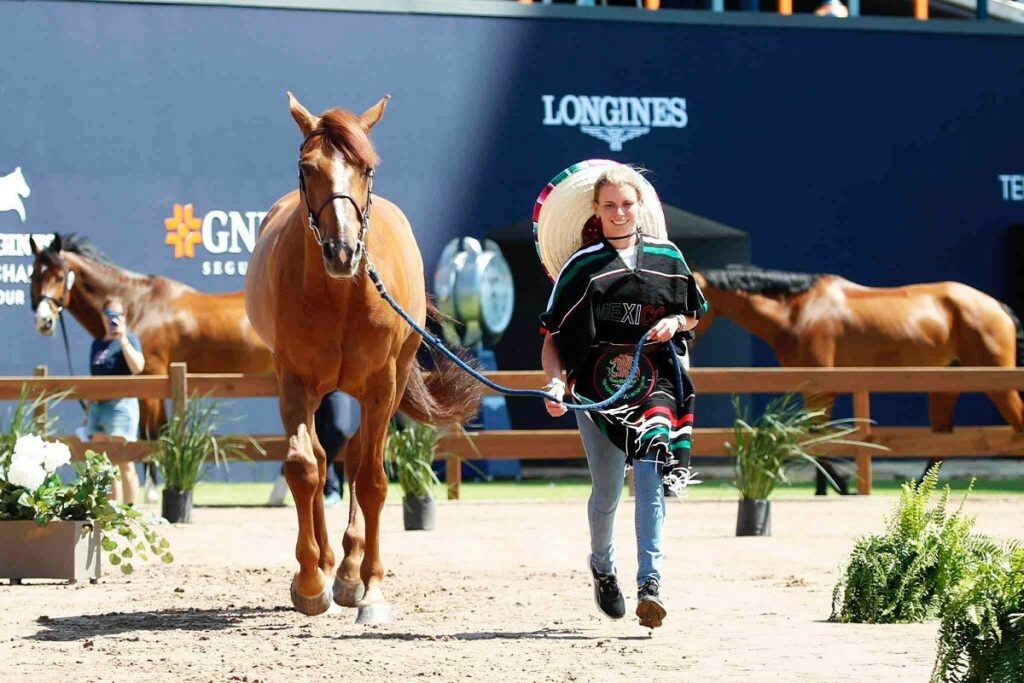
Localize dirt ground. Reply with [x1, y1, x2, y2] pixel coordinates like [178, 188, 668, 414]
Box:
[1, 495, 1021, 683]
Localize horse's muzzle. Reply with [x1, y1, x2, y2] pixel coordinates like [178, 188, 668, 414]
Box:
[322, 237, 358, 279]
[36, 315, 56, 336]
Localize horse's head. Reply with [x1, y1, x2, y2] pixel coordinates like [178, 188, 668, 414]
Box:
[9, 167, 30, 198]
[29, 233, 75, 336]
[289, 92, 388, 279]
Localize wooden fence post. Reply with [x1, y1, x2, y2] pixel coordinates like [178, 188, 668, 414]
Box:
[170, 362, 188, 419]
[446, 455, 462, 500]
[33, 365, 48, 425]
[853, 389, 873, 495]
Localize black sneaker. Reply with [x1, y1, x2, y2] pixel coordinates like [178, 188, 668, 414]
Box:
[589, 562, 626, 620]
[637, 578, 667, 628]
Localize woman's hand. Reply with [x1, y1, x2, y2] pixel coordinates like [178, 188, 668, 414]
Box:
[650, 315, 682, 343]
[544, 378, 567, 417]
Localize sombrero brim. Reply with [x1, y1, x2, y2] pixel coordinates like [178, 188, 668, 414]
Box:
[533, 159, 666, 281]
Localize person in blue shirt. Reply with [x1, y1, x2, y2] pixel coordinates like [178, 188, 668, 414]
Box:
[88, 296, 145, 504]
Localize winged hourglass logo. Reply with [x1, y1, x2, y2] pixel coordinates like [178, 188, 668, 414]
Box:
[541, 95, 688, 151]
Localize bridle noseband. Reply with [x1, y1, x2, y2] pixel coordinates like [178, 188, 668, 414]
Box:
[297, 130, 375, 257]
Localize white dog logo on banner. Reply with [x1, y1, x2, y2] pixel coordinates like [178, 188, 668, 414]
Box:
[0, 167, 31, 222]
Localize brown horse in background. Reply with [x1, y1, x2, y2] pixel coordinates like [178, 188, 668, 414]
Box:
[29, 233, 274, 435]
[692, 265, 1024, 491]
[245, 93, 480, 620]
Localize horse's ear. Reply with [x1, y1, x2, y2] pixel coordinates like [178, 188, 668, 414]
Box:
[29, 236, 38, 256]
[51, 233, 62, 253]
[359, 95, 390, 132]
[287, 91, 319, 137]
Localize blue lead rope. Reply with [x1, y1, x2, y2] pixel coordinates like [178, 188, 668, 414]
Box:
[366, 264, 652, 412]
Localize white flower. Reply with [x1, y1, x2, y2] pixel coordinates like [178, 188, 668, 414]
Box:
[6, 457, 46, 491]
[41, 440, 72, 472]
[12, 434, 47, 466]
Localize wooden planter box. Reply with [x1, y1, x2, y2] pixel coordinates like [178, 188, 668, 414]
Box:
[0, 520, 101, 584]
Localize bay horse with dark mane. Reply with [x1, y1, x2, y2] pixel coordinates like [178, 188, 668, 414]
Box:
[29, 233, 274, 435]
[692, 265, 1024, 491]
[245, 93, 481, 620]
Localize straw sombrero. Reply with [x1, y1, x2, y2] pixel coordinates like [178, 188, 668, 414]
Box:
[533, 159, 667, 281]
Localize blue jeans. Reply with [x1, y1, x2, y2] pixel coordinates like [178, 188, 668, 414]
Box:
[88, 398, 140, 441]
[577, 412, 666, 588]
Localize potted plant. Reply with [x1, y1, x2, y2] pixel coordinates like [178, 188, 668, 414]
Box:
[151, 396, 250, 524]
[728, 393, 885, 536]
[385, 420, 442, 531]
[0, 388, 172, 582]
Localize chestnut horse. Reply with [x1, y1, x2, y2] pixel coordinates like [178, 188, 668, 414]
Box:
[693, 265, 1024, 490]
[245, 93, 480, 620]
[30, 233, 274, 435]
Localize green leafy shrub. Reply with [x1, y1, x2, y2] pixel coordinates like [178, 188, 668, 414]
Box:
[831, 463, 981, 623]
[931, 543, 1024, 683]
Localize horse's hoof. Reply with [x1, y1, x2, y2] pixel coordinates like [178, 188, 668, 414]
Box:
[355, 602, 392, 625]
[332, 576, 365, 608]
[290, 579, 333, 616]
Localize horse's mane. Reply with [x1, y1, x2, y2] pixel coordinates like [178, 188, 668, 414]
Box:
[701, 264, 823, 296]
[313, 110, 380, 169]
[46, 233, 116, 267]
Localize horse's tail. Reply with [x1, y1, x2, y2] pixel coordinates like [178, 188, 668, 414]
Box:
[999, 302, 1024, 370]
[397, 304, 483, 426]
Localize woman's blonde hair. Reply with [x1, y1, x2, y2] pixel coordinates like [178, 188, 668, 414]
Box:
[591, 166, 647, 206]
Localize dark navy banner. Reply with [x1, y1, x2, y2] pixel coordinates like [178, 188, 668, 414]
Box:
[1, 1, 1023, 440]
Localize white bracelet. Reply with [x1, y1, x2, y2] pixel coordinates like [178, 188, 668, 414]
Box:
[543, 377, 565, 391]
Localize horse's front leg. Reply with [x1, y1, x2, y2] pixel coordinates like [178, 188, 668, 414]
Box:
[308, 419, 335, 575]
[278, 370, 333, 616]
[333, 430, 366, 608]
[354, 375, 397, 625]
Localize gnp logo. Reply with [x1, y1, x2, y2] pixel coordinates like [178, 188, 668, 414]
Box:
[541, 95, 688, 151]
[164, 203, 267, 277]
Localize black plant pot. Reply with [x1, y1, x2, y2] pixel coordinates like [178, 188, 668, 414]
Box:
[402, 495, 435, 531]
[162, 488, 194, 524]
[736, 499, 771, 536]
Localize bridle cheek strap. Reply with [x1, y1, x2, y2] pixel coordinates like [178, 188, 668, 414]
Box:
[297, 133, 375, 253]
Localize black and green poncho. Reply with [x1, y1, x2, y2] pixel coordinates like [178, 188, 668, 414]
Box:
[539, 234, 707, 493]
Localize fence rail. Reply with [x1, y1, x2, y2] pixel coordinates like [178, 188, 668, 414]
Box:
[6, 363, 1024, 499]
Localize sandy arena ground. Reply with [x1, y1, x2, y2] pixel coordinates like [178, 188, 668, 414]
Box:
[1, 495, 1021, 683]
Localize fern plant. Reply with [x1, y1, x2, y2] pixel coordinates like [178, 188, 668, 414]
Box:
[831, 463, 981, 623]
[931, 543, 1024, 683]
[933, 540, 1024, 683]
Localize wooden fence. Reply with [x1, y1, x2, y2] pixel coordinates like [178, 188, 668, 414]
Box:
[5, 363, 1024, 499]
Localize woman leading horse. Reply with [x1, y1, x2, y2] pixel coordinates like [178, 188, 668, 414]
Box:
[245, 93, 480, 620]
